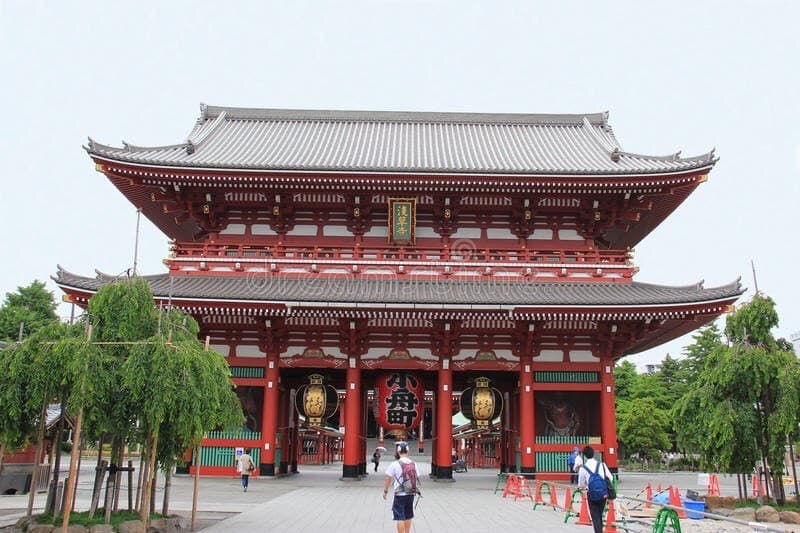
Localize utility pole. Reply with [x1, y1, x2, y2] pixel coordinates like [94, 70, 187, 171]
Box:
[133, 208, 142, 276]
[751, 259, 759, 295]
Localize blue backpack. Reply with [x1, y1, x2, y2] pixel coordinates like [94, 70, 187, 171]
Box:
[583, 462, 608, 501]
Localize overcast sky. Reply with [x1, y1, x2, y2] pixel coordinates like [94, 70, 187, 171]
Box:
[1, 1, 798, 368]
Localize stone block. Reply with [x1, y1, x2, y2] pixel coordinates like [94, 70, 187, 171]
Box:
[755, 505, 780, 522]
[117, 520, 145, 533]
[779, 510, 800, 524]
[729, 507, 756, 521]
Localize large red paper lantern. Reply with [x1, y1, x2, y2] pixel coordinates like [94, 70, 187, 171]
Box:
[374, 372, 424, 435]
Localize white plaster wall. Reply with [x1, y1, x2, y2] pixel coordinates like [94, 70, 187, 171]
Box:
[286, 225, 318, 236]
[486, 228, 516, 240]
[323, 225, 350, 236]
[252, 224, 277, 235]
[557, 229, 583, 241]
[569, 350, 598, 362]
[533, 349, 563, 362]
[235, 345, 265, 358]
[210, 344, 230, 357]
[220, 224, 246, 235]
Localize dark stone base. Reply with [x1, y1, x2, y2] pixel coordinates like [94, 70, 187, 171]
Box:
[341, 464, 361, 480]
[279, 461, 288, 475]
[260, 463, 275, 476]
[435, 466, 454, 481]
[520, 466, 536, 479]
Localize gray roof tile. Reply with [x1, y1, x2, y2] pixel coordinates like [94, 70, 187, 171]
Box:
[86, 105, 716, 176]
[54, 268, 742, 308]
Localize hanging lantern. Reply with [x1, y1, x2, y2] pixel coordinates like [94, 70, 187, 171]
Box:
[295, 374, 339, 426]
[459, 376, 503, 429]
[373, 372, 424, 437]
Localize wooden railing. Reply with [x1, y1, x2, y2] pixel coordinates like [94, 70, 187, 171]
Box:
[172, 242, 630, 266]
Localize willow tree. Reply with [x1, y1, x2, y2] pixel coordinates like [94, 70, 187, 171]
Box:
[674, 295, 800, 501]
[2, 321, 87, 515]
[84, 277, 158, 520]
[124, 309, 242, 525]
[0, 344, 33, 474]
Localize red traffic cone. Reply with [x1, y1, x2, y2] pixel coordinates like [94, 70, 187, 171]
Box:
[645, 483, 653, 509]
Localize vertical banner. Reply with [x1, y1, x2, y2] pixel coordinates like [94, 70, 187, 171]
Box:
[374, 372, 424, 435]
[388, 198, 416, 245]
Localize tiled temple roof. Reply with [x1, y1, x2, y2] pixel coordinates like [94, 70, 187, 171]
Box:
[86, 105, 715, 176]
[54, 268, 742, 308]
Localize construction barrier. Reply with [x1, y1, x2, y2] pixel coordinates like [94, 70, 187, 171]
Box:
[494, 472, 509, 494]
[501, 474, 533, 503]
[533, 481, 551, 510]
[653, 507, 681, 533]
[563, 488, 583, 523]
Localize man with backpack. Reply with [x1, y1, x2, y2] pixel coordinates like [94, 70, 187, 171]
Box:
[383, 442, 420, 533]
[577, 445, 614, 533]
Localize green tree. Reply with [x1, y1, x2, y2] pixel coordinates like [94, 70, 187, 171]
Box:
[0, 281, 58, 341]
[124, 308, 242, 523]
[617, 397, 671, 462]
[614, 359, 638, 403]
[674, 295, 800, 501]
[681, 323, 723, 381]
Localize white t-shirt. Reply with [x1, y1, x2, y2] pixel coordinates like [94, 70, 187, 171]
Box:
[577, 457, 612, 490]
[385, 457, 420, 495]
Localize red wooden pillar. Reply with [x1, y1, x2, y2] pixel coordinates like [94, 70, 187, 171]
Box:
[342, 364, 362, 479]
[519, 352, 535, 476]
[500, 390, 511, 472]
[435, 365, 454, 480]
[277, 387, 289, 474]
[290, 396, 299, 473]
[600, 357, 619, 473]
[418, 414, 424, 454]
[260, 354, 280, 476]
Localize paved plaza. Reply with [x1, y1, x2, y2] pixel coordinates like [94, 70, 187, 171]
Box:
[1, 455, 783, 532]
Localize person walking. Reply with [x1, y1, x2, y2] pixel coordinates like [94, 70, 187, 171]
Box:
[568, 446, 580, 483]
[238, 449, 255, 492]
[577, 445, 613, 533]
[383, 442, 420, 533]
[372, 449, 381, 472]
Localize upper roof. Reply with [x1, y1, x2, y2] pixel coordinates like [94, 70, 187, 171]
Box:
[86, 104, 716, 176]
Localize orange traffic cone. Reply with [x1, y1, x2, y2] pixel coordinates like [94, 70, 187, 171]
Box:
[563, 486, 572, 514]
[752, 475, 761, 498]
[603, 500, 618, 533]
[550, 483, 560, 508]
[645, 483, 653, 509]
[708, 474, 721, 496]
[576, 492, 592, 526]
[669, 486, 687, 519]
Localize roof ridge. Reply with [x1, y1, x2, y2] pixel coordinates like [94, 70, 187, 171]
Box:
[200, 104, 609, 126]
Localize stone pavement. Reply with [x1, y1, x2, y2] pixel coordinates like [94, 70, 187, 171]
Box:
[0, 458, 789, 532]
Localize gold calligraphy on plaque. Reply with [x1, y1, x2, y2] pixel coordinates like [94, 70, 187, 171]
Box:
[388, 198, 416, 245]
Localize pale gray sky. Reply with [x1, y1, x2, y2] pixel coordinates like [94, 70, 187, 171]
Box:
[2, 1, 798, 368]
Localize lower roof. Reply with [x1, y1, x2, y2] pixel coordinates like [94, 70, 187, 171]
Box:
[54, 267, 742, 309]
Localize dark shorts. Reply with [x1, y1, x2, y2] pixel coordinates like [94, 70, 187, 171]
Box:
[392, 494, 415, 521]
